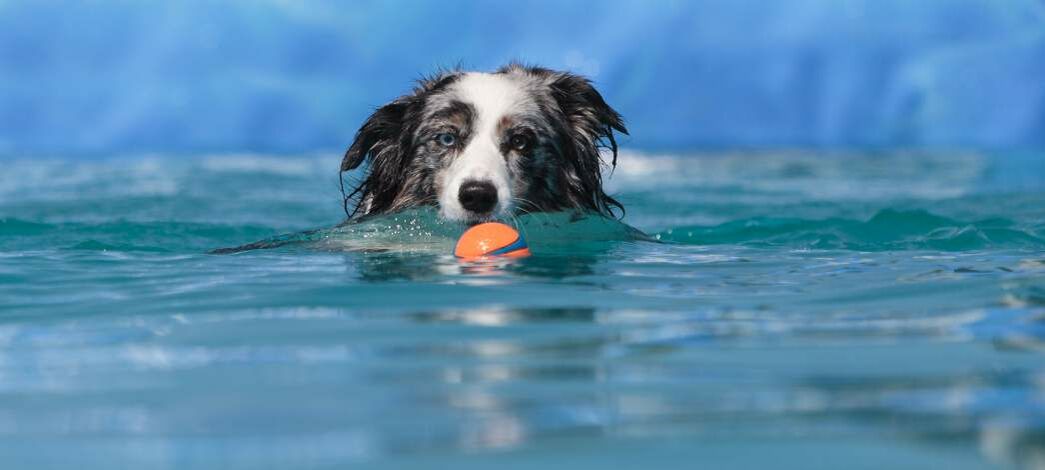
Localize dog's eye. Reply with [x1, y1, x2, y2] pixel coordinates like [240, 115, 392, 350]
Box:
[509, 134, 532, 151]
[435, 133, 456, 147]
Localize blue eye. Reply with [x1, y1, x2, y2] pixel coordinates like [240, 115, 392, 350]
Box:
[436, 133, 456, 146]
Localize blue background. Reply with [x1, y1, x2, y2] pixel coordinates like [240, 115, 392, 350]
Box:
[2, 0, 1044, 156]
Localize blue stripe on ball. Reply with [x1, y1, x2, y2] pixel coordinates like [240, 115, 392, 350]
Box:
[489, 235, 527, 255]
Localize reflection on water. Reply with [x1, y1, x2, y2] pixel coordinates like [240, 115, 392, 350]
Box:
[410, 307, 598, 326]
[3, 298, 1043, 468]
[3, 152, 1045, 468]
[4, 243, 1045, 468]
[352, 252, 447, 282]
[349, 250, 606, 282]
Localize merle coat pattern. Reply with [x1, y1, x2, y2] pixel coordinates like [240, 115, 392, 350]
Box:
[340, 64, 627, 224]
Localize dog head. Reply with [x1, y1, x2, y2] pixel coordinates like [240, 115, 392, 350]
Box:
[340, 64, 627, 223]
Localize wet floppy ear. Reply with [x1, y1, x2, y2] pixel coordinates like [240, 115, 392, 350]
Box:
[548, 73, 628, 167]
[340, 99, 416, 218]
[342, 69, 462, 172]
[547, 72, 628, 218]
[341, 101, 409, 172]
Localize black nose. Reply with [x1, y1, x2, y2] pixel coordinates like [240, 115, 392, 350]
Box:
[458, 180, 498, 213]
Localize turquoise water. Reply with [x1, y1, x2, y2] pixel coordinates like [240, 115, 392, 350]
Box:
[2, 151, 1044, 469]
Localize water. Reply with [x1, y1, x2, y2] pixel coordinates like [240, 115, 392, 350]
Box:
[1, 151, 1044, 469]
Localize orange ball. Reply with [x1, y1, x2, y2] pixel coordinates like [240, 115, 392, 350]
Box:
[454, 222, 531, 259]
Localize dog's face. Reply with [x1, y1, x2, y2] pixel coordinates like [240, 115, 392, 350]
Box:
[341, 64, 627, 223]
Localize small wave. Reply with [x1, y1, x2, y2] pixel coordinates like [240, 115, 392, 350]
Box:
[200, 154, 331, 176]
[67, 240, 172, 252]
[655, 209, 1045, 251]
[610, 151, 988, 200]
[0, 218, 278, 253]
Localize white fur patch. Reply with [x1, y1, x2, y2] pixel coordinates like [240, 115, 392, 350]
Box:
[439, 73, 532, 222]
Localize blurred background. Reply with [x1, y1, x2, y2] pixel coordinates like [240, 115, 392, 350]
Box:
[2, 0, 1044, 158]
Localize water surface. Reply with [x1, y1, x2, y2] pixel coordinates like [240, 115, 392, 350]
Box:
[1, 151, 1043, 468]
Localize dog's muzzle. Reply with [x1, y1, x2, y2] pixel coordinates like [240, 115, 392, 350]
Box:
[458, 180, 498, 214]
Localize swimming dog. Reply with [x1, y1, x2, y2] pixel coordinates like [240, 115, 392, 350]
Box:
[340, 63, 627, 224]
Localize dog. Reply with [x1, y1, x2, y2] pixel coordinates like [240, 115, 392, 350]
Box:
[340, 63, 628, 224]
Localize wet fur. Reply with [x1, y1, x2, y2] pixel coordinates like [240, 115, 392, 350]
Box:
[340, 64, 627, 221]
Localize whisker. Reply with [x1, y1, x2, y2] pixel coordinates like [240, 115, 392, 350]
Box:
[506, 211, 531, 244]
[512, 197, 552, 225]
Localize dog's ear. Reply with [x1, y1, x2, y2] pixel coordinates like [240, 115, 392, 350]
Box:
[339, 98, 416, 218]
[341, 100, 410, 172]
[548, 72, 628, 217]
[548, 72, 628, 167]
[339, 71, 462, 218]
[342, 70, 463, 172]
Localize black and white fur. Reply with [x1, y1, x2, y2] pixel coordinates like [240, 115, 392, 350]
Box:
[340, 64, 627, 224]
